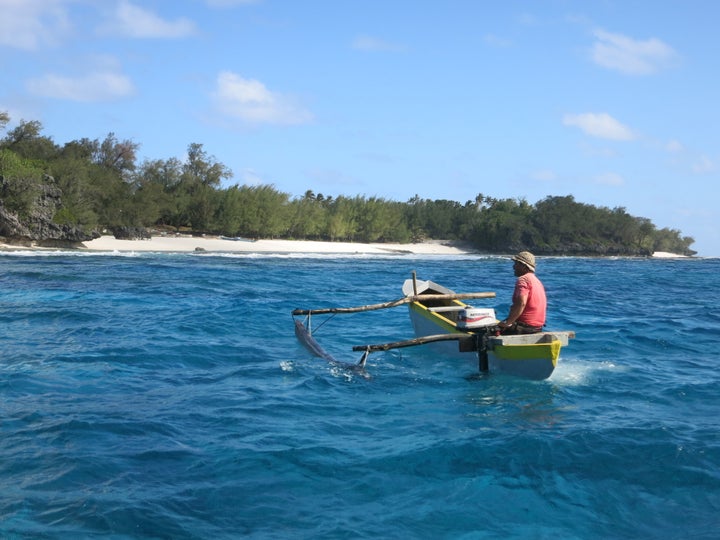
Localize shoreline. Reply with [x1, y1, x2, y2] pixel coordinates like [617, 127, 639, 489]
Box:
[83, 235, 472, 255]
[0, 235, 691, 258]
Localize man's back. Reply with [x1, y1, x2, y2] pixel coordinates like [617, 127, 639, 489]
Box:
[514, 272, 546, 327]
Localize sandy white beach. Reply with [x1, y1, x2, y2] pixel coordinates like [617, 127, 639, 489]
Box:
[78, 235, 472, 255]
[1, 235, 687, 257]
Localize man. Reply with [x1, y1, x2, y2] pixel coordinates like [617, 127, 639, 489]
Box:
[497, 251, 546, 335]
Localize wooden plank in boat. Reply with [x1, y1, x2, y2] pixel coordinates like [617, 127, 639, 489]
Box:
[427, 305, 466, 313]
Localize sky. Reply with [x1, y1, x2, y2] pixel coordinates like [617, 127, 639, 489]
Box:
[1, 0, 719, 255]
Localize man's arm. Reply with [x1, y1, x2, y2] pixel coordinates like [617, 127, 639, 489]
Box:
[499, 294, 528, 328]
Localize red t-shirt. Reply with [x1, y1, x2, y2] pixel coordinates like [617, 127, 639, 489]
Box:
[514, 272, 546, 327]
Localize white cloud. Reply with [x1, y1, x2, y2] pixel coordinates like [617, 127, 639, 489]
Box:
[26, 71, 135, 102]
[662, 140, 716, 175]
[212, 71, 313, 125]
[0, 0, 71, 50]
[100, 0, 196, 38]
[591, 29, 678, 75]
[692, 155, 716, 174]
[563, 112, 635, 141]
[665, 139, 684, 153]
[352, 35, 406, 52]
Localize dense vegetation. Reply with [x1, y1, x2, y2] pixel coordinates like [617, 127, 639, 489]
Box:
[0, 113, 696, 255]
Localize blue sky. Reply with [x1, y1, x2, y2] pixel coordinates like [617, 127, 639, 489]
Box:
[1, 1, 718, 255]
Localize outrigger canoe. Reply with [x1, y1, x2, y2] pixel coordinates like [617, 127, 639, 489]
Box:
[401, 275, 574, 380]
[292, 272, 574, 380]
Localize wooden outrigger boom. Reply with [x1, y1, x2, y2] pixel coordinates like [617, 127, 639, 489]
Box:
[292, 291, 495, 316]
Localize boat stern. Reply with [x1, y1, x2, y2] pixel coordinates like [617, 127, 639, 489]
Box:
[486, 333, 570, 380]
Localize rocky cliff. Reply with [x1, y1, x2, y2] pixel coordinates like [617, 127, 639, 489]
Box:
[0, 174, 97, 247]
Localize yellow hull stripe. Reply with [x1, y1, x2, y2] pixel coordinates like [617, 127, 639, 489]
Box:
[492, 340, 561, 364]
[409, 301, 465, 333]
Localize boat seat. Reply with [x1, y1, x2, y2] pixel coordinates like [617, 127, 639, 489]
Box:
[427, 306, 467, 313]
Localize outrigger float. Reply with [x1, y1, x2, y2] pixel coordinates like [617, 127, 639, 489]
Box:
[293, 272, 574, 380]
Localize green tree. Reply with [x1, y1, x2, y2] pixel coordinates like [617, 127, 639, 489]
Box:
[287, 191, 327, 239]
[131, 158, 182, 227]
[0, 148, 45, 217]
[248, 184, 289, 237]
[94, 133, 139, 179]
[176, 144, 232, 231]
[469, 197, 534, 250]
[49, 146, 100, 227]
[1, 120, 58, 161]
[213, 185, 245, 235]
[326, 196, 357, 241]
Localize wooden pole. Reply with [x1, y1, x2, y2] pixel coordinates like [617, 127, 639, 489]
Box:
[292, 291, 496, 316]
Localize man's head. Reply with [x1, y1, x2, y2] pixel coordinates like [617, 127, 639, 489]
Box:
[512, 251, 536, 275]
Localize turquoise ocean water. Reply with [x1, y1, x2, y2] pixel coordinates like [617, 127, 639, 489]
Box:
[1, 250, 718, 539]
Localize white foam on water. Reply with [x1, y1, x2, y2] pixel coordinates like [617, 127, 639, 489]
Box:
[548, 357, 624, 386]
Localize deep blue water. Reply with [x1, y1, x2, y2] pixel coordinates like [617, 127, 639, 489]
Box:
[1, 251, 719, 539]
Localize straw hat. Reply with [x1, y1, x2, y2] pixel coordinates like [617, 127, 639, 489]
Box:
[512, 251, 536, 272]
